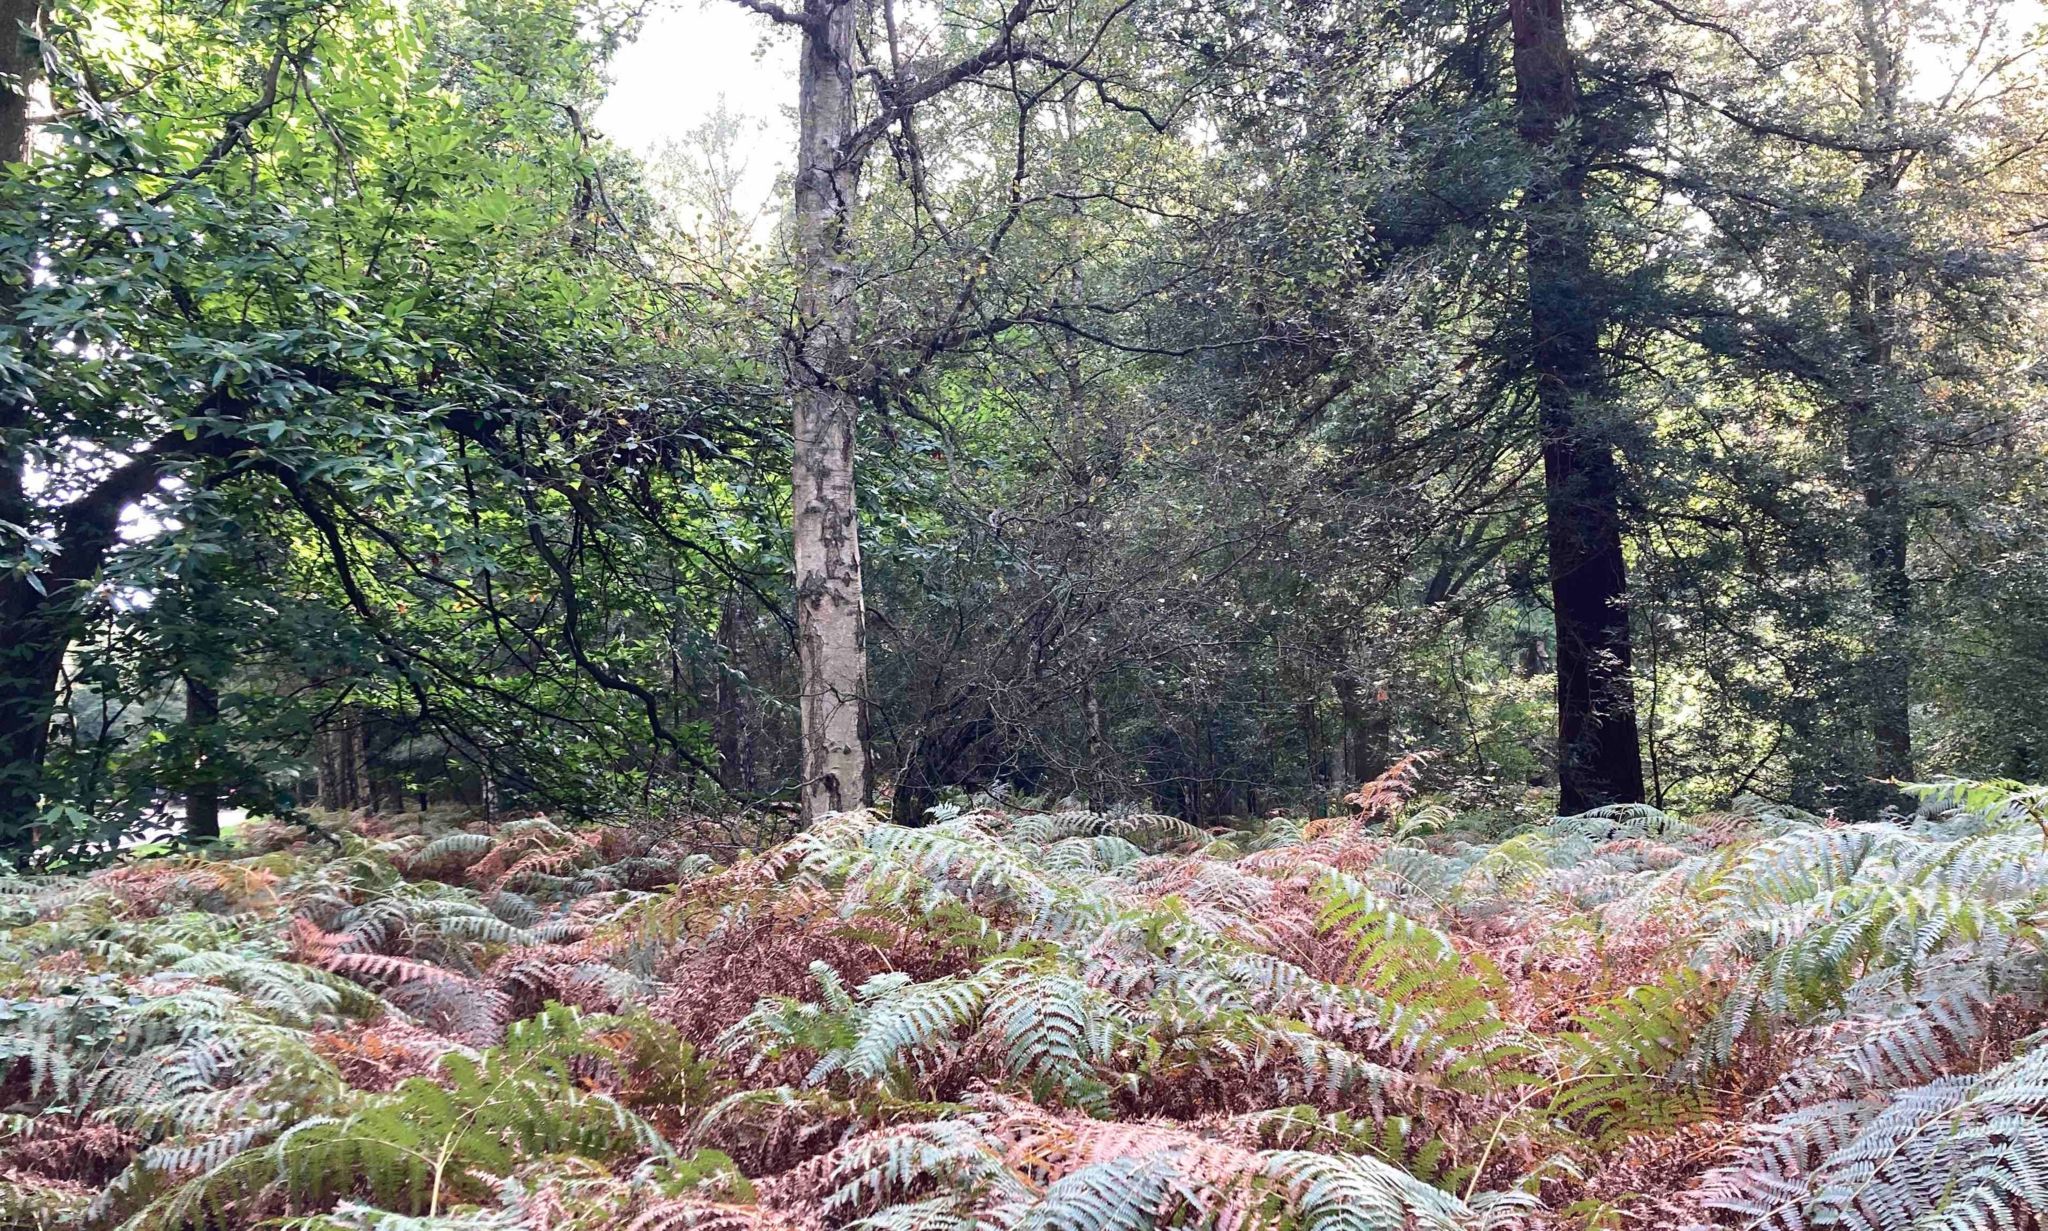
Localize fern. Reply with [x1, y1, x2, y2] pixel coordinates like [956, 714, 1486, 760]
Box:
[1256, 1149, 1472, 1230]
[1547, 972, 1711, 1143]
[1704, 1045, 2048, 1231]
[1316, 871, 1520, 1079]
[130, 1005, 672, 1229]
[10, 777, 2048, 1231]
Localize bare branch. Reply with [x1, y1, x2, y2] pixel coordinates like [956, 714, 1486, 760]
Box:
[726, 0, 820, 33]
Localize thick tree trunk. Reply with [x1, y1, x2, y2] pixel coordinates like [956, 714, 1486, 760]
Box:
[348, 709, 372, 810]
[0, 586, 62, 845]
[315, 725, 341, 809]
[1337, 673, 1393, 784]
[1848, 265, 1912, 784]
[0, 0, 48, 847]
[314, 708, 372, 813]
[1332, 672, 1365, 788]
[1509, 0, 1644, 813]
[789, 0, 869, 822]
[183, 676, 220, 841]
[0, 450, 179, 845]
[0, 0, 41, 163]
[1298, 693, 1326, 810]
[312, 732, 331, 809]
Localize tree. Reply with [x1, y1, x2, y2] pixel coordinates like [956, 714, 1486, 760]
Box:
[1507, 0, 1644, 811]
[0, 0, 784, 856]
[1616, 0, 2048, 804]
[730, 0, 1204, 821]
[782, 0, 871, 820]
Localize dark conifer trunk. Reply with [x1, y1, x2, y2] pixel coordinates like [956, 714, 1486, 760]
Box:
[184, 676, 221, 841]
[1508, 0, 1644, 812]
[1333, 672, 1390, 787]
[0, 610, 62, 844]
[1848, 263, 1913, 785]
[1846, 0, 1913, 788]
[1298, 694, 1325, 808]
[0, 0, 48, 847]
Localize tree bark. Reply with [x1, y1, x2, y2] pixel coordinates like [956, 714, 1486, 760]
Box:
[1847, 264, 1912, 784]
[0, 606, 62, 843]
[1298, 693, 1325, 808]
[1332, 672, 1364, 788]
[315, 724, 341, 809]
[1508, 0, 1644, 813]
[1847, 0, 1913, 786]
[0, 0, 42, 164]
[0, 0, 49, 845]
[348, 707, 372, 811]
[0, 440, 206, 843]
[314, 708, 371, 813]
[1083, 680, 1107, 810]
[789, 0, 870, 822]
[183, 676, 220, 841]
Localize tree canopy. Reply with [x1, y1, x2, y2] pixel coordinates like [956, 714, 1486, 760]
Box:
[0, 0, 2040, 856]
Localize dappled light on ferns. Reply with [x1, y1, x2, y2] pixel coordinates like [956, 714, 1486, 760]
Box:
[1, 779, 2047, 1228]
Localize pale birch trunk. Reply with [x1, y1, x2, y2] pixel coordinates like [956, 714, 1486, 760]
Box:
[790, 0, 870, 820]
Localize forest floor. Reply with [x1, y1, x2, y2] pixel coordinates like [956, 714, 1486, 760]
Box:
[0, 774, 2042, 1231]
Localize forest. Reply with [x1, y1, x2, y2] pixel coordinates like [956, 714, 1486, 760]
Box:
[0, 0, 2046, 1223]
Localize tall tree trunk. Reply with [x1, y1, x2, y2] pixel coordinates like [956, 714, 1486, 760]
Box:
[0, 0, 39, 163]
[0, 0, 49, 845]
[314, 711, 369, 813]
[1339, 673, 1392, 783]
[183, 676, 220, 841]
[789, 0, 869, 821]
[313, 729, 333, 809]
[1298, 692, 1325, 809]
[1848, 264, 1912, 784]
[1848, 0, 1913, 786]
[1363, 689, 1392, 781]
[1509, 0, 1644, 813]
[316, 724, 342, 810]
[0, 613, 61, 844]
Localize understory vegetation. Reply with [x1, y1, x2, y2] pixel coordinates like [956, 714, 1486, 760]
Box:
[4, 769, 2046, 1230]
[5, 0, 2046, 852]
[3, 0, 2047, 1220]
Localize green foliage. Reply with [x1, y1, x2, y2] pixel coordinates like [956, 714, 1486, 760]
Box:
[1548, 972, 1710, 1143]
[4, 778, 2048, 1229]
[135, 1005, 672, 1228]
[1316, 872, 1521, 1080]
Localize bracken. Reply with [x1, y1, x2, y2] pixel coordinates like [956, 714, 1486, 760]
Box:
[0, 771, 2043, 1230]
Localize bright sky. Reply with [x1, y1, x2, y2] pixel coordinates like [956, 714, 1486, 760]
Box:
[597, 0, 2048, 212]
[595, 1, 797, 217]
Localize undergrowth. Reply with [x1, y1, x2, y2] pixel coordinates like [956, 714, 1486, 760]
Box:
[2, 772, 2046, 1230]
